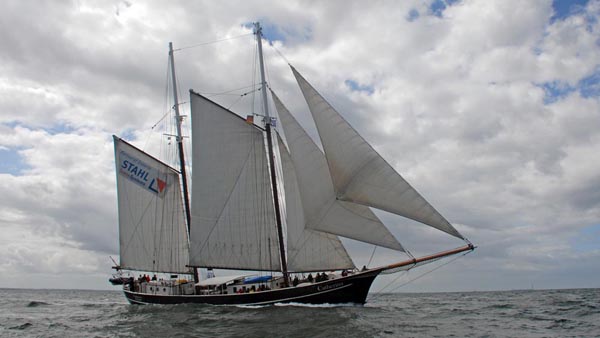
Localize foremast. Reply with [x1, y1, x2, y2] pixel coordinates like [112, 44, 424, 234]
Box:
[255, 22, 289, 287]
[168, 42, 199, 283]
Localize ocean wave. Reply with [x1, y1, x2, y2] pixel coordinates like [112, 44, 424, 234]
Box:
[486, 303, 513, 309]
[9, 322, 32, 330]
[27, 301, 50, 307]
[1, 288, 599, 337]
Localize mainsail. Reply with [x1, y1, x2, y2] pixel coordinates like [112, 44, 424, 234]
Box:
[189, 91, 282, 271]
[291, 67, 464, 239]
[113, 136, 190, 273]
[272, 92, 404, 251]
[277, 133, 355, 272]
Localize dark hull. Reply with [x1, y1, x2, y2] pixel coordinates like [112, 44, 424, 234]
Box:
[109, 277, 132, 285]
[123, 269, 381, 306]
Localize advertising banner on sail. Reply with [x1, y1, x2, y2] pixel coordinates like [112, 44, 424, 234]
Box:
[113, 136, 190, 274]
[117, 149, 167, 197]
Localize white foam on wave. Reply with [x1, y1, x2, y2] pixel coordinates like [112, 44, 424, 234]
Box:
[233, 302, 362, 309]
[274, 302, 360, 308]
[235, 304, 270, 309]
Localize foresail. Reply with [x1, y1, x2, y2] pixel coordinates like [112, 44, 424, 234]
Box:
[291, 67, 465, 240]
[189, 92, 282, 271]
[277, 133, 355, 272]
[272, 91, 404, 251]
[113, 136, 190, 273]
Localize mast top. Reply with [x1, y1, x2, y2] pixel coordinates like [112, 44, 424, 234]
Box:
[254, 22, 271, 120]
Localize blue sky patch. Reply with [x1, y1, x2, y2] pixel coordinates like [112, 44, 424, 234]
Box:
[120, 128, 137, 141]
[429, 0, 460, 17]
[345, 79, 375, 95]
[0, 147, 29, 175]
[572, 223, 600, 253]
[243, 21, 287, 43]
[538, 68, 600, 104]
[243, 21, 311, 45]
[407, 8, 420, 22]
[578, 68, 600, 98]
[551, 0, 589, 22]
[261, 23, 288, 44]
[4, 121, 75, 135]
[537, 81, 576, 104]
[46, 123, 75, 135]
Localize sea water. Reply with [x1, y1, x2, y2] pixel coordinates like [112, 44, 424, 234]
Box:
[0, 288, 598, 337]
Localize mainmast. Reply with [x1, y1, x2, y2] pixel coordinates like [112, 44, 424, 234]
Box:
[254, 22, 289, 287]
[168, 42, 198, 283]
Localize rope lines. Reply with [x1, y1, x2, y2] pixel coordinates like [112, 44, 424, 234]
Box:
[368, 250, 473, 301]
[173, 33, 253, 52]
[270, 44, 291, 65]
[367, 246, 377, 267]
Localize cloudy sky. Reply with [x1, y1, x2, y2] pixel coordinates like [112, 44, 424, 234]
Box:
[1, 0, 599, 292]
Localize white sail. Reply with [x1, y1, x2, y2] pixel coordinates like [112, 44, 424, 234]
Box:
[277, 133, 356, 272]
[291, 67, 465, 240]
[272, 92, 404, 251]
[189, 92, 282, 271]
[113, 136, 190, 273]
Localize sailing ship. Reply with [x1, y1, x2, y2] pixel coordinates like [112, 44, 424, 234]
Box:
[111, 23, 474, 305]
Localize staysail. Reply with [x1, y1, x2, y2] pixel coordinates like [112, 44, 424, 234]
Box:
[291, 67, 465, 239]
[113, 136, 190, 273]
[189, 91, 282, 271]
[272, 91, 404, 251]
[277, 133, 356, 272]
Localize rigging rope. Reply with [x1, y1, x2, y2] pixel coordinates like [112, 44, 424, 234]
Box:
[142, 55, 173, 151]
[199, 83, 262, 97]
[271, 44, 291, 65]
[174, 33, 254, 52]
[367, 250, 473, 302]
[226, 95, 243, 110]
[226, 88, 261, 110]
[367, 246, 377, 267]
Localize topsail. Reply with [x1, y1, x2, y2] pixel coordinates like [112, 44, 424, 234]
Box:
[278, 133, 356, 272]
[291, 67, 464, 240]
[272, 91, 404, 251]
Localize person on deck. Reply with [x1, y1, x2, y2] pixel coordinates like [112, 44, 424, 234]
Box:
[308, 273, 313, 283]
[292, 276, 299, 286]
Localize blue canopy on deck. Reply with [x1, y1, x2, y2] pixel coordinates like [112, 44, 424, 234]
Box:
[243, 275, 272, 284]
